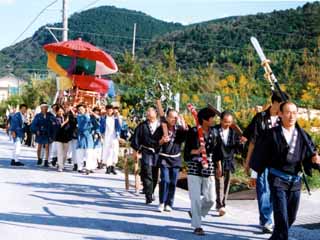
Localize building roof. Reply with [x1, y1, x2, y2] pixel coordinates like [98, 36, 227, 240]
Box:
[0, 74, 25, 88]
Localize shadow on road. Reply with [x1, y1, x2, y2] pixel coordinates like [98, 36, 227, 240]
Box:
[1, 180, 267, 240]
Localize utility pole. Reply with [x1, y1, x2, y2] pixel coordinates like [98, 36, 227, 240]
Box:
[62, 0, 68, 41]
[45, 0, 68, 42]
[132, 23, 137, 60]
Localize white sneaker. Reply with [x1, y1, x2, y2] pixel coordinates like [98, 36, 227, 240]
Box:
[164, 205, 172, 212]
[58, 168, 63, 172]
[158, 204, 164, 212]
[262, 223, 273, 233]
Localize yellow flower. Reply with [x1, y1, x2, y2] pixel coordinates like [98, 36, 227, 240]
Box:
[224, 96, 232, 104]
[192, 94, 200, 103]
[181, 93, 190, 104]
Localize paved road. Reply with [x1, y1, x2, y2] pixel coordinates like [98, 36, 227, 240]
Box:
[0, 129, 319, 240]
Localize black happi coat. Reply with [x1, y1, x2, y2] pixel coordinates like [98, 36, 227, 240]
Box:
[54, 115, 71, 143]
[130, 120, 160, 153]
[184, 126, 223, 177]
[213, 124, 243, 173]
[154, 125, 188, 168]
[250, 125, 318, 176]
[67, 111, 77, 140]
[243, 107, 280, 143]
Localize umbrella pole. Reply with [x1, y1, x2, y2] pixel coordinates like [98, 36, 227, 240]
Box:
[53, 90, 60, 104]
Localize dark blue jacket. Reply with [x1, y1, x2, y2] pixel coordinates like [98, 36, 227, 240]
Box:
[10, 112, 25, 139]
[31, 112, 56, 144]
[250, 125, 319, 176]
[213, 125, 243, 173]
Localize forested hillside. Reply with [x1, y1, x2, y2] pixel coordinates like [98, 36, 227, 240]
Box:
[0, 2, 319, 115]
[138, 2, 320, 107]
[0, 5, 182, 77]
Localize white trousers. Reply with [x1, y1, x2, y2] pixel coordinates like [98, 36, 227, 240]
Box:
[56, 142, 69, 170]
[8, 131, 12, 141]
[70, 139, 78, 164]
[12, 137, 22, 162]
[94, 147, 102, 162]
[187, 175, 216, 228]
[49, 142, 57, 159]
[76, 148, 96, 170]
[66, 140, 73, 160]
[102, 138, 119, 167]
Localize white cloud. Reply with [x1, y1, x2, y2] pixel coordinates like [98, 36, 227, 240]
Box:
[0, 0, 15, 5]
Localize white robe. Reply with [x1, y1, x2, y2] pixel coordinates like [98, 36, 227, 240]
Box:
[102, 116, 119, 166]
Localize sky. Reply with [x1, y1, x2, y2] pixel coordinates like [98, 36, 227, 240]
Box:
[0, 0, 317, 50]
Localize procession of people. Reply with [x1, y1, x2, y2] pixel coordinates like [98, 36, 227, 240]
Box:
[7, 102, 127, 175]
[5, 91, 320, 239]
[5, 85, 320, 240]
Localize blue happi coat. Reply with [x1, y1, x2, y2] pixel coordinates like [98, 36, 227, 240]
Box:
[90, 115, 101, 134]
[91, 115, 102, 149]
[99, 115, 122, 137]
[10, 112, 25, 142]
[77, 113, 94, 149]
[31, 112, 56, 144]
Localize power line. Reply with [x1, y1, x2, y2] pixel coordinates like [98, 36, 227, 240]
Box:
[68, 29, 151, 41]
[67, 28, 317, 55]
[2, 24, 318, 75]
[11, 0, 58, 45]
[0, 28, 45, 72]
[72, 2, 319, 40]
[77, 0, 102, 12]
[132, 39, 311, 55]
[2, 29, 314, 76]
[205, 23, 319, 37]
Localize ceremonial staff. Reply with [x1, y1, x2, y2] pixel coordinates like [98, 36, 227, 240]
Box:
[250, 37, 317, 156]
[251, 37, 319, 193]
[155, 81, 169, 138]
[250, 37, 286, 100]
[187, 104, 209, 169]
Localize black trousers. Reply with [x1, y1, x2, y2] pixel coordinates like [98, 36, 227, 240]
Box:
[24, 124, 32, 147]
[215, 170, 231, 209]
[140, 152, 159, 200]
[269, 177, 301, 240]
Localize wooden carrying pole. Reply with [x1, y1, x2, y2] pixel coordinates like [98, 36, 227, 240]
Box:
[124, 149, 129, 191]
[124, 149, 141, 193]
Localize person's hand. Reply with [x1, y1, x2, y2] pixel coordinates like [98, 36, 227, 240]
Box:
[191, 146, 205, 155]
[240, 136, 248, 144]
[198, 145, 206, 154]
[119, 138, 126, 145]
[312, 153, 320, 164]
[216, 164, 222, 178]
[160, 135, 170, 145]
[11, 131, 16, 139]
[244, 161, 251, 176]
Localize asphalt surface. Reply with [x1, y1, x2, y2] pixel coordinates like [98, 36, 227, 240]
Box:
[0, 129, 319, 240]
